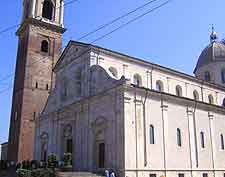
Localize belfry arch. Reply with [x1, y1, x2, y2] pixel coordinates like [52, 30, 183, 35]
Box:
[42, 0, 55, 20]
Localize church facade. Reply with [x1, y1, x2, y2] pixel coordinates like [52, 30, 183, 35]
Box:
[35, 34, 225, 177]
[7, 1, 225, 177]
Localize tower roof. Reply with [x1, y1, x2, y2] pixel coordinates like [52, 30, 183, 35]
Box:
[194, 30, 225, 73]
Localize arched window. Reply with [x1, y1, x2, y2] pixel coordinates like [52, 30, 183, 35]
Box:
[193, 90, 199, 101]
[204, 71, 211, 82]
[200, 131, 205, 148]
[208, 95, 214, 104]
[42, 0, 54, 20]
[109, 67, 118, 78]
[222, 98, 225, 107]
[177, 128, 182, 147]
[133, 74, 142, 86]
[41, 40, 49, 53]
[221, 69, 225, 84]
[156, 80, 164, 92]
[176, 85, 182, 97]
[61, 78, 68, 99]
[221, 134, 225, 150]
[150, 125, 155, 144]
[46, 84, 49, 90]
[35, 82, 38, 89]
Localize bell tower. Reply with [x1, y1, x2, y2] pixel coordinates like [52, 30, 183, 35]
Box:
[7, 0, 65, 162]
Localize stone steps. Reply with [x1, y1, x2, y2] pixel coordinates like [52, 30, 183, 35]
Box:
[57, 172, 104, 177]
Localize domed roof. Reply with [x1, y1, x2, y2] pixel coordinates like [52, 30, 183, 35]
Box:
[194, 32, 225, 73]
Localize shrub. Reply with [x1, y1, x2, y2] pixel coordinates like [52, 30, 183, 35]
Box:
[16, 169, 31, 177]
[16, 163, 22, 170]
[63, 153, 72, 167]
[17, 168, 56, 177]
[47, 154, 58, 169]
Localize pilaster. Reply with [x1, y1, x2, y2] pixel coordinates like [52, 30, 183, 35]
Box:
[161, 102, 168, 176]
[187, 107, 198, 169]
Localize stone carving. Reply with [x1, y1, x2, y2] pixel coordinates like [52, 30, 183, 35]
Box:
[64, 124, 72, 138]
[40, 132, 48, 142]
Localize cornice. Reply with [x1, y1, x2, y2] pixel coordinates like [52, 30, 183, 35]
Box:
[16, 18, 66, 36]
[89, 45, 225, 92]
[125, 84, 225, 114]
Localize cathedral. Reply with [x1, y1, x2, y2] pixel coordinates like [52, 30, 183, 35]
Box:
[7, 1, 225, 177]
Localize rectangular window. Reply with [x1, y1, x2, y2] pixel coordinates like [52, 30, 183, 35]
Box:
[14, 111, 18, 121]
[203, 173, 208, 177]
[178, 173, 184, 177]
[150, 174, 156, 177]
[76, 68, 82, 96]
[200, 132, 205, 148]
[177, 128, 182, 147]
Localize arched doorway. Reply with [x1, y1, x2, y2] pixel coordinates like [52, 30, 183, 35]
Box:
[63, 124, 73, 154]
[40, 132, 48, 161]
[92, 117, 108, 169]
[95, 130, 105, 168]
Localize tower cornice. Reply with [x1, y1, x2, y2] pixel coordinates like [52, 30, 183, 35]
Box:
[16, 18, 66, 36]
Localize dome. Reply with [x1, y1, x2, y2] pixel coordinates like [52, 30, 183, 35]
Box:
[194, 40, 225, 73]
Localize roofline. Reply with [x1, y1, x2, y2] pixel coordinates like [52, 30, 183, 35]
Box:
[1, 142, 8, 146]
[53, 40, 90, 71]
[56, 40, 225, 92]
[88, 42, 225, 92]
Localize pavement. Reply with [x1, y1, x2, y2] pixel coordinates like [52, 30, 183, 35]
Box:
[0, 166, 16, 177]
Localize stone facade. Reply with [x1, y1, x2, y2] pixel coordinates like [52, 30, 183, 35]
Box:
[35, 41, 225, 177]
[7, 0, 65, 162]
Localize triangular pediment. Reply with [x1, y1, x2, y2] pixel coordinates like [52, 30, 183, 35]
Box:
[54, 41, 90, 71]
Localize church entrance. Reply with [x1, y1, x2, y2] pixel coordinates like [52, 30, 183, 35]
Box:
[98, 142, 105, 168]
[66, 139, 73, 153]
[41, 143, 47, 162]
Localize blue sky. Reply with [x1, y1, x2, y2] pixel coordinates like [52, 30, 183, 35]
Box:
[0, 0, 225, 144]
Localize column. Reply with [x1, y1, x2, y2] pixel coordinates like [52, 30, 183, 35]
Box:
[60, 0, 64, 25]
[31, 0, 36, 17]
[123, 64, 128, 79]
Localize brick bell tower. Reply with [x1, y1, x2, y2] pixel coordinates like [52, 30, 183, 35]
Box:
[7, 0, 65, 162]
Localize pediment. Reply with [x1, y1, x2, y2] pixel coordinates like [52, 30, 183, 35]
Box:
[54, 41, 89, 71]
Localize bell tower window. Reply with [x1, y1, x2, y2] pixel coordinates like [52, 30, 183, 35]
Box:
[41, 40, 49, 53]
[42, 0, 54, 20]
